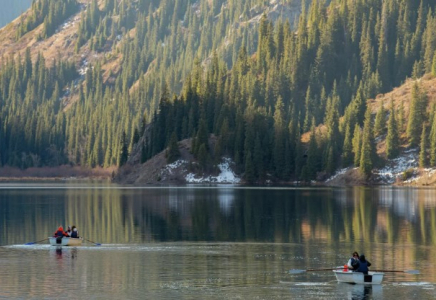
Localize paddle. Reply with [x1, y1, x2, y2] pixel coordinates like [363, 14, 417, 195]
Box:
[290, 268, 420, 275]
[289, 267, 343, 274]
[370, 269, 420, 274]
[84, 238, 101, 246]
[25, 238, 49, 245]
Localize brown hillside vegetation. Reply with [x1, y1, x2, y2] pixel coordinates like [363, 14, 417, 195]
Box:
[367, 74, 436, 115]
[0, 0, 125, 109]
[302, 75, 436, 152]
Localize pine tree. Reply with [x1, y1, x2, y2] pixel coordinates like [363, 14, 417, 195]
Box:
[352, 124, 362, 167]
[398, 100, 405, 134]
[273, 97, 285, 177]
[305, 124, 318, 180]
[360, 109, 375, 177]
[119, 131, 129, 166]
[419, 124, 428, 168]
[407, 83, 428, 146]
[244, 151, 255, 183]
[386, 99, 400, 159]
[430, 111, 436, 166]
[432, 51, 436, 76]
[166, 132, 180, 163]
[342, 123, 353, 166]
[197, 143, 208, 171]
[253, 133, 263, 179]
[374, 101, 386, 137]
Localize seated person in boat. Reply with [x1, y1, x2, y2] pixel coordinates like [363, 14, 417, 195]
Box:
[65, 226, 72, 237]
[70, 226, 79, 238]
[347, 251, 360, 270]
[53, 226, 69, 237]
[355, 254, 371, 274]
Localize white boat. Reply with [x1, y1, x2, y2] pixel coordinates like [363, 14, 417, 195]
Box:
[333, 270, 384, 284]
[49, 237, 83, 246]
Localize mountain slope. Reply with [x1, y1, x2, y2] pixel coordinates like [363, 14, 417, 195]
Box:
[0, 0, 307, 170]
[1, 0, 436, 187]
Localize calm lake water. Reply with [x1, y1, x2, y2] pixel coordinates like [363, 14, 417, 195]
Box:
[0, 183, 435, 299]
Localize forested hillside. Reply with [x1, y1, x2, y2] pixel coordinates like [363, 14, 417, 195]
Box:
[139, 0, 436, 183]
[0, 0, 304, 169]
[0, 0, 436, 184]
[0, 0, 32, 28]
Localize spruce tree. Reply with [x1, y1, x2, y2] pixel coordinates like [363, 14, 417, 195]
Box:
[305, 124, 318, 180]
[398, 100, 405, 134]
[386, 100, 400, 159]
[430, 112, 436, 166]
[419, 124, 428, 168]
[244, 151, 255, 183]
[360, 109, 375, 177]
[166, 132, 180, 163]
[197, 144, 208, 171]
[432, 51, 436, 76]
[342, 123, 353, 167]
[374, 101, 386, 137]
[352, 124, 362, 167]
[407, 83, 428, 146]
[119, 131, 129, 166]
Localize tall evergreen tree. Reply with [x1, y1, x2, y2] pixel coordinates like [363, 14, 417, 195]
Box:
[386, 99, 400, 159]
[419, 124, 428, 168]
[119, 131, 129, 166]
[360, 109, 375, 177]
[407, 83, 428, 146]
[166, 132, 180, 163]
[374, 101, 386, 137]
[352, 124, 362, 167]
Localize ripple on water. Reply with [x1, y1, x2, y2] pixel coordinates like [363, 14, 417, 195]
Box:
[392, 282, 434, 288]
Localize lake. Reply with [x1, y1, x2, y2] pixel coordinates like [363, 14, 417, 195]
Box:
[0, 183, 435, 299]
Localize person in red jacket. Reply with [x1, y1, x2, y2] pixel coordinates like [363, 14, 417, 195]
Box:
[53, 226, 68, 237]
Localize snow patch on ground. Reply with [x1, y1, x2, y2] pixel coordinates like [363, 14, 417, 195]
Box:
[164, 160, 187, 175]
[375, 149, 418, 183]
[185, 158, 240, 183]
[325, 167, 352, 182]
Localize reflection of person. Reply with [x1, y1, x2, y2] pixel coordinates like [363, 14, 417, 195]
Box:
[347, 251, 360, 270]
[71, 226, 79, 238]
[356, 254, 371, 274]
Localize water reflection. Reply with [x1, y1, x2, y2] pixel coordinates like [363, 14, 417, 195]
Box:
[337, 283, 383, 300]
[1, 185, 436, 299]
[1, 186, 436, 247]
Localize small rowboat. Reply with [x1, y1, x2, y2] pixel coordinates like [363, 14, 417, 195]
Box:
[333, 270, 384, 284]
[49, 237, 83, 246]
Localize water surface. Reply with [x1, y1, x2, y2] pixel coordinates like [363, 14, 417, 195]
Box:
[0, 184, 435, 299]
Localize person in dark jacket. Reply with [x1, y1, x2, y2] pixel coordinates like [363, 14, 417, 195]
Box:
[356, 254, 371, 274]
[53, 226, 69, 245]
[53, 226, 68, 237]
[70, 226, 79, 238]
[347, 251, 360, 270]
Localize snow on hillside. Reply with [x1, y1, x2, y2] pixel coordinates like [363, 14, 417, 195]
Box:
[375, 149, 418, 184]
[325, 149, 423, 185]
[185, 158, 240, 184]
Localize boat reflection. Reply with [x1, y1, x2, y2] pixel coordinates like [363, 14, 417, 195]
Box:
[55, 247, 62, 258]
[49, 247, 78, 260]
[337, 282, 383, 299]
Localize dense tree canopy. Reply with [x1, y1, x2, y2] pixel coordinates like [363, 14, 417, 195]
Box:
[0, 0, 435, 182]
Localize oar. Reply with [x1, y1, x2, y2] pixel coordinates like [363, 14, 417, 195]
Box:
[84, 238, 101, 246]
[25, 238, 49, 245]
[290, 267, 343, 274]
[370, 269, 420, 274]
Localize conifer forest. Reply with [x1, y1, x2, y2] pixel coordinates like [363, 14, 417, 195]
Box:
[1, 0, 436, 183]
